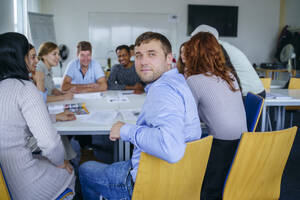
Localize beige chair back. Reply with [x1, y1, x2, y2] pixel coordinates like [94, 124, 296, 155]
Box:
[0, 164, 11, 200]
[287, 78, 300, 110]
[132, 135, 213, 200]
[223, 127, 297, 200]
[260, 78, 271, 89]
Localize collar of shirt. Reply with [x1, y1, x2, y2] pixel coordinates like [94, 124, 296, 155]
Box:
[144, 68, 178, 93]
[41, 61, 52, 77]
[76, 59, 91, 72]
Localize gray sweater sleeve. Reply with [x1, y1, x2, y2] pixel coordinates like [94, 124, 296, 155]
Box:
[107, 65, 126, 90]
[19, 83, 65, 166]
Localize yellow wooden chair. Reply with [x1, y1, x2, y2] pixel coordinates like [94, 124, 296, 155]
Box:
[132, 135, 213, 200]
[260, 77, 272, 89]
[286, 78, 300, 127]
[223, 126, 297, 200]
[0, 164, 11, 200]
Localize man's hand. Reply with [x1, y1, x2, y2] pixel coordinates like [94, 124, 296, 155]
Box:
[109, 121, 125, 141]
[56, 110, 76, 121]
[68, 86, 81, 94]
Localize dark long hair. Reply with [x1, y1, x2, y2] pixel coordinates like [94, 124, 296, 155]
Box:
[185, 32, 238, 92]
[0, 32, 30, 82]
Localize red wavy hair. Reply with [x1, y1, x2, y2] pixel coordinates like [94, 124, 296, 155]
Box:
[184, 32, 238, 92]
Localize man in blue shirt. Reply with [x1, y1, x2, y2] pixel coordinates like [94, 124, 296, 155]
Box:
[61, 41, 107, 93]
[78, 32, 202, 200]
[61, 41, 108, 164]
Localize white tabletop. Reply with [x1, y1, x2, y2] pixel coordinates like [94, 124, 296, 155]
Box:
[265, 89, 300, 106]
[49, 90, 146, 134]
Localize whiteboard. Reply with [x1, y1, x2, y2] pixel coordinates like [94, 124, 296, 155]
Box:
[28, 12, 56, 49]
[88, 12, 178, 68]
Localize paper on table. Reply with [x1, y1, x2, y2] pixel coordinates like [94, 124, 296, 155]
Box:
[119, 109, 141, 122]
[118, 90, 134, 95]
[266, 93, 293, 99]
[74, 92, 103, 99]
[106, 95, 129, 103]
[82, 110, 118, 125]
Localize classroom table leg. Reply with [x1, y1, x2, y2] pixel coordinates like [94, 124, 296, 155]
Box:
[261, 105, 267, 131]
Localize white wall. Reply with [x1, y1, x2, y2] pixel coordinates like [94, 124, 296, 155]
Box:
[40, 0, 281, 76]
[0, 0, 14, 34]
[286, 0, 300, 27]
[28, 0, 42, 13]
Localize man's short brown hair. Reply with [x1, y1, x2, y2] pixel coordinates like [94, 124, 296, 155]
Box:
[135, 32, 172, 56]
[77, 41, 92, 53]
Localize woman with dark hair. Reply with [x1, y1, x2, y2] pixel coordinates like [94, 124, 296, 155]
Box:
[0, 32, 75, 200]
[184, 32, 247, 200]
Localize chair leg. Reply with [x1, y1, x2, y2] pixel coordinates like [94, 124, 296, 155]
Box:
[266, 107, 272, 131]
[290, 112, 294, 127]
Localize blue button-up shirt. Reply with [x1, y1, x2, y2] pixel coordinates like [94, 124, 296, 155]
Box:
[64, 59, 105, 84]
[120, 68, 202, 181]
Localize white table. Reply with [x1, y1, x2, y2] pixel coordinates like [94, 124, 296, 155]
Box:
[48, 90, 146, 162]
[261, 89, 300, 131]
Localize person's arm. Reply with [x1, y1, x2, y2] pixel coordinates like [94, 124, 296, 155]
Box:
[125, 82, 145, 94]
[46, 93, 73, 103]
[62, 75, 107, 93]
[51, 88, 64, 96]
[107, 65, 126, 90]
[19, 82, 65, 166]
[35, 71, 46, 92]
[110, 85, 186, 163]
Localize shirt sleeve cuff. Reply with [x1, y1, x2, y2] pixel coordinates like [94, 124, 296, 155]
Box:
[120, 123, 136, 142]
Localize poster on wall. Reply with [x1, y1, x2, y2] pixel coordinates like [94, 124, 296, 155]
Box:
[28, 12, 56, 49]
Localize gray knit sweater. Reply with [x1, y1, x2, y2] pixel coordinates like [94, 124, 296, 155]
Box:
[0, 79, 74, 200]
[187, 74, 247, 140]
[108, 63, 142, 90]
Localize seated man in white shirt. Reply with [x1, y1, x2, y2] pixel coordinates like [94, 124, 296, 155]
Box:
[61, 41, 107, 93]
[191, 24, 265, 99]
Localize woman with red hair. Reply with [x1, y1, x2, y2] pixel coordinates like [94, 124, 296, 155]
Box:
[184, 32, 247, 200]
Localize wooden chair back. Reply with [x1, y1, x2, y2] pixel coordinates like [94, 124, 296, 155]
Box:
[0, 164, 11, 200]
[223, 127, 297, 200]
[244, 92, 265, 132]
[260, 78, 272, 89]
[132, 136, 213, 200]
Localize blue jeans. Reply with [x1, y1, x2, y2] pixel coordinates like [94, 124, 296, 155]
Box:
[78, 160, 133, 200]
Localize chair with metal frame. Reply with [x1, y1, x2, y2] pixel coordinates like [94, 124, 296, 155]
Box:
[222, 126, 297, 200]
[286, 78, 300, 127]
[244, 92, 265, 132]
[132, 136, 213, 200]
[0, 163, 11, 200]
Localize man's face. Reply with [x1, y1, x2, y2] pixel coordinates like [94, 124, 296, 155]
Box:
[135, 40, 172, 83]
[78, 50, 92, 67]
[116, 49, 130, 67]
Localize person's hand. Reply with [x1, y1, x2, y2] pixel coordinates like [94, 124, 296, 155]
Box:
[133, 83, 144, 94]
[109, 121, 125, 141]
[68, 86, 80, 94]
[58, 160, 73, 174]
[56, 110, 76, 122]
[90, 83, 100, 89]
[134, 82, 144, 90]
[134, 89, 144, 94]
[63, 93, 74, 100]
